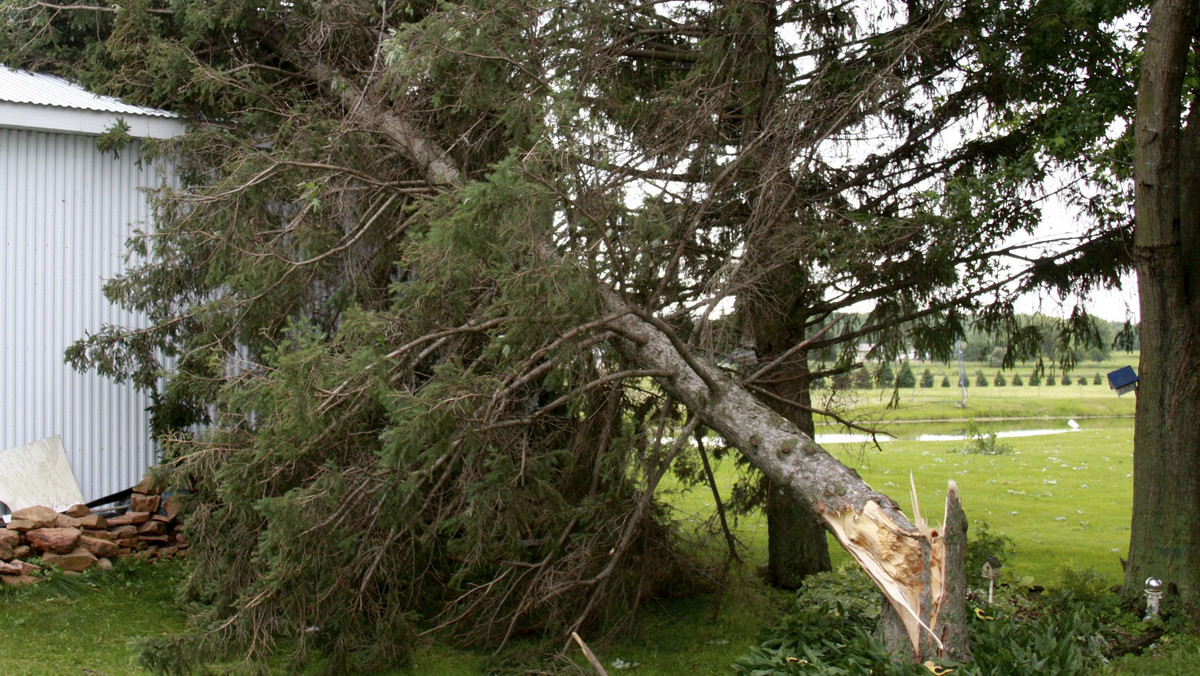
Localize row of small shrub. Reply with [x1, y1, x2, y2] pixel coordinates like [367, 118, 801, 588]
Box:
[949, 371, 1106, 388]
[816, 368, 1106, 389]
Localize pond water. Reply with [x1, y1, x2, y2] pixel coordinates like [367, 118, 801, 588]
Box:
[813, 417, 1133, 444]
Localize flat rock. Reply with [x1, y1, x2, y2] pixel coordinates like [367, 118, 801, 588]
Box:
[13, 545, 30, 559]
[11, 559, 39, 575]
[132, 474, 163, 495]
[106, 511, 150, 527]
[55, 514, 83, 529]
[0, 529, 20, 548]
[137, 520, 167, 536]
[78, 514, 108, 529]
[138, 535, 172, 545]
[96, 557, 113, 571]
[0, 541, 13, 561]
[11, 506, 58, 529]
[163, 495, 184, 520]
[6, 519, 37, 532]
[62, 504, 91, 518]
[26, 527, 81, 555]
[0, 560, 38, 575]
[130, 494, 161, 514]
[79, 535, 119, 558]
[109, 525, 138, 539]
[42, 546, 96, 572]
[85, 530, 114, 541]
[1, 575, 37, 586]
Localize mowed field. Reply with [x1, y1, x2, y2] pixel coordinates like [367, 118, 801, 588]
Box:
[665, 353, 1140, 586]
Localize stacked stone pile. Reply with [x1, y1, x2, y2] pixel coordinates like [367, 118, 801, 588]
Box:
[0, 476, 186, 585]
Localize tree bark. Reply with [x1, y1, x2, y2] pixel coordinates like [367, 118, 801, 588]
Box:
[1124, 0, 1200, 617]
[750, 333, 832, 587]
[766, 486, 832, 588]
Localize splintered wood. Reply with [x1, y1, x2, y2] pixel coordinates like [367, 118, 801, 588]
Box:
[823, 481, 960, 657]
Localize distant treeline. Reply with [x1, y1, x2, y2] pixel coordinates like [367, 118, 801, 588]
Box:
[952, 316, 1137, 365]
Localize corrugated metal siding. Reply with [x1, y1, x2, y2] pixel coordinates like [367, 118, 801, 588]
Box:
[0, 127, 172, 502]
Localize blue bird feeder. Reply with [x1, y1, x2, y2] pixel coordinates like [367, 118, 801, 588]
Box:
[1107, 366, 1138, 397]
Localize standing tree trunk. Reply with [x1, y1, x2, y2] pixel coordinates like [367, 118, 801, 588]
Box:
[1124, 0, 1200, 617]
[749, 318, 832, 588]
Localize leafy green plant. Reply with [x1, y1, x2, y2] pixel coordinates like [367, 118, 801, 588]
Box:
[956, 420, 1013, 455]
[956, 603, 1105, 675]
[733, 563, 1115, 676]
[966, 521, 1017, 578]
[733, 567, 929, 676]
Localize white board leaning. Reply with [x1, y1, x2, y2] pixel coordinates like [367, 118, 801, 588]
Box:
[0, 435, 86, 513]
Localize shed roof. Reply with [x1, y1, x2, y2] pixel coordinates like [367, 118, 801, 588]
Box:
[0, 65, 185, 139]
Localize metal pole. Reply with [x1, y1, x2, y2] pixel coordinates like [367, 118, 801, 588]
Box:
[957, 338, 967, 407]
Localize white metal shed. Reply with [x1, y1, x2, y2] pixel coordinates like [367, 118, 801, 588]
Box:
[0, 65, 185, 503]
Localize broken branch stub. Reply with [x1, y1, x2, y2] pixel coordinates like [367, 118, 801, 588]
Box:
[603, 294, 967, 660]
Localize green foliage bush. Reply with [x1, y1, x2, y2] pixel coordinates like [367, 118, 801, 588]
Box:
[941, 375, 951, 387]
[733, 560, 1135, 676]
[897, 362, 916, 388]
[1062, 373, 1072, 385]
[994, 370, 1006, 386]
[1093, 373, 1103, 385]
[966, 522, 1016, 576]
[877, 362, 896, 388]
[732, 568, 927, 676]
[975, 370, 988, 387]
[855, 368, 874, 389]
[920, 368, 935, 388]
[955, 420, 1012, 455]
[1029, 371, 1042, 386]
[1012, 373, 1024, 386]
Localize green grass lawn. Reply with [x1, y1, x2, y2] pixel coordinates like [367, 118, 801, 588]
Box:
[3, 373, 1178, 675]
[0, 562, 188, 675]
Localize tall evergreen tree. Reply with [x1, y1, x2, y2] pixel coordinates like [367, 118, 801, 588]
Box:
[0, 0, 1165, 668]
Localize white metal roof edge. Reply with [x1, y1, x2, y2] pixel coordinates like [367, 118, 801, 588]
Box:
[0, 100, 186, 139]
[0, 65, 178, 116]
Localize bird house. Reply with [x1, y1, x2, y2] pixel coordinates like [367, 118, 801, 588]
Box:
[981, 556, 1001, 580]
[1107, 366, 1138, 397]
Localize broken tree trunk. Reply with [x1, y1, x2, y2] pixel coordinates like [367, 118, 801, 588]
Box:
[604, 295, 970, 661]
[309, 54, 969, 661]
